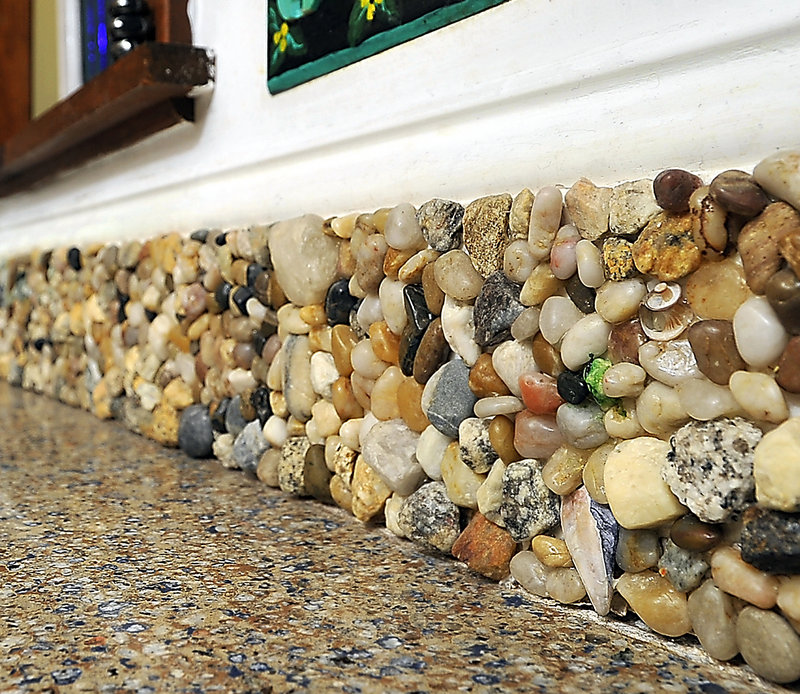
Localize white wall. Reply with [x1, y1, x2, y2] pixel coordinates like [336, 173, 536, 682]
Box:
[1, 1, 799, 254]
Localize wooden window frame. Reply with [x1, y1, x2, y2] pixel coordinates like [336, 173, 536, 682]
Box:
[0, 0, 213, 197]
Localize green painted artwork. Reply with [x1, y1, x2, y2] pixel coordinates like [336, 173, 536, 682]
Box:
[267, 0, 508, 93]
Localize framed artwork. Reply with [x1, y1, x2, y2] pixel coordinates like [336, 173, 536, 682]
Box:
[267, 0, 508, 93]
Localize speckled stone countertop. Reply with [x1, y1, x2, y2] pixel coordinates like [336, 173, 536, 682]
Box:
[0, 383, 793, 694]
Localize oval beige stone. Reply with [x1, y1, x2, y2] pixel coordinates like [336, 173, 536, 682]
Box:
[616, 571, 691, 637]
[753, 417, 800, 511]
[604, 437, 686, 529]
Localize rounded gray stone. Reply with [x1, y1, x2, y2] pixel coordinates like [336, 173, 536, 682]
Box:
[178, 404, 214, 459]
[736, 606, 800, 684]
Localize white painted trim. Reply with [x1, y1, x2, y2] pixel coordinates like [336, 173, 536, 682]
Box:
[2, 1, 800, 254]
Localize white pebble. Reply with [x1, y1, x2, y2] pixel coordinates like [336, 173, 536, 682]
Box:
[441, 295, 481, 366]
[539, 296, 583, 346]
[602, 362, 646, 398]
[473, 396, 524, 418]
[348, 273, 367, 299]
[310, 351, 338, 400]
[636, 382, 690, 438]
[339, 417, 362, 451]
[310, 400, 342, 438]
[753, 149, 800, 209]
[510, 551, 548, 597]
[595, 278, 647, 324]
[528, 186, 563, 262]
[550, 224, 580, 280]
[504, 239, 536, 283]
[228, 368, 257, 393]
[350, 339, 388, 380]
[733, 296, 789, 368]
[492, 340, 538, 397]
[416, 425, 451, 480]
[277, 303, 310, 336]
[575, 239, 604, 288]
[510, 306, 540, 341]
[729, 370, 789, 424]
[675, 378, 741, 421]
[384, 202, 425, 250]
[356, 294, 383, 334]
[398, 248, 439, 283]
[638, 339, 701, 387]
[378, 278, 407, 335]
[560, 313, 611, 371]
[263, 415, 288, 447]
[604, 399, 646, 439]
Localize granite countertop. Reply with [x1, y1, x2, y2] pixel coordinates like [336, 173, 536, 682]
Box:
[0, 383, 792, 693]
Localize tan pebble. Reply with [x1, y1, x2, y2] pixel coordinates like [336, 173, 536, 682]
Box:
[778, 227, 800, 277]
[270, 390, 288, 418]
[383, 246, 416, 280]
[532, 333, 565, 377]
[635, 381, 690, 438]
[488, 415, 520, 464]
[350, 372, 374, 411]
[541, 444, 590, 496]
[778, 576, 800, 622]
[532, 535, 573, 568]
[632, 212, 702, 281]
[753, 417, 800, 512]
[434, 250, 484, 301]
[711, 546, 779, 609]
[277, 304, 310, 337]
[331, 377, 364, 420]
[350, 454, 392, 521]
[687, 256, 752, 321]
[398, 248, 440, 284]
[310, 400, 342, 438]
[687, 579, 739, 661]
[689, 186, 728, 257]
[615, 571, 691, 637]
[369, 321, 400, 365]
[468, 353, 511, 398]
[331, 324, 357, 376]
[286, 415, 306, 437]
[337, 239, 357, 277]
[546, 567, 586, 604]
[441, 441, 485, 509]
[146, 404, 180, 447]
[601, 237, 636, 281]
[397, 377, 429, 432]
[463, 194, 513, 278]
[736, 605, 800, 684]
[565, 178, 611, 241]
[256, 448, 281, 487]
[583, 441, 614, 504]
[299, 304, 327, 327]
[421, 263, 445, 316]
[308, 325, 332, 353]
[729, 370, 788, 424]
[510, 188, 534, 239]
[604, 437, 686, 529]
[738, 202, 800, 294]
[476, 459, 506, 526]
[330, 474, 354, 513]
[370, 366, 404, 420]
[163, 378, 194, 409]
[339, 417, 362, 452]
[604, 399, 647, 439]
[331, 212, 359, 239]
[520, 263, 562, 306]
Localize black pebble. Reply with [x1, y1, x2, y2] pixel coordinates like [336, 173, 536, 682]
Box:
[214, 233, 228, 246]
[250, 387, 272, 425]
[557, 370, 588, 404]
[403, 284, 432, 335]
[252, 332, 267, 358]
[232, 287, 253, 315]
[190, 229, 210, 243]
[325, 279, 359, 326]
[566, 275, 596, 314]
[117, 292, 129, 324]
[67, 247, 82, 271]
[144, 308, 157, 322]
[211, 398, 230, 434]
[246, 263, 264, 289]
[214, 282, 232, 311]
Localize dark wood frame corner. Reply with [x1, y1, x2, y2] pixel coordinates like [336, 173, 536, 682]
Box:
[0, 0, 212, 197]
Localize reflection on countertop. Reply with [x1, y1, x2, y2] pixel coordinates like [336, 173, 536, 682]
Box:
[0, 383, 789, 693]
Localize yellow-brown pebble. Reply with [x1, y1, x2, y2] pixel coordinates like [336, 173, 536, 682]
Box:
[369, 321, 400, 365]
[632, 212, 702, 281]
[397, 377, 429, 432]
[331, 377, 364, 421]
[331, 324, 358, 376]
[532, 535, 573, 568]
[488, 415, 520, 464]
[469, 353, 511, 398]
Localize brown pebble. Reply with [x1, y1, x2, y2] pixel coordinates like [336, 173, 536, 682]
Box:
[384, 247, 416, 280]
[607, 319, 647, 364]
[397, 377, 429, 432]
[413, 318, 450, 384]
[632, 212, 702, 281]
[422, 263, 445, 316]
[469, 353, 511, 398]
[463, 194, 513, 278]
[532, 535, 573, 568]
[670, 515, 723, 552]
[532, 333, 565, 377]
[653, 169, 703, 214]
[738, 202, 800, 294]
[369, 321, 401, 365]
[488, 415, 521, 464]
[709, 169, 770, 219]
[331, 324, 358, 376]
[331, 377, 364, 420]
[778, 227, 800, 278]
[451, 512, 517, 580]
[764, 269, 800, 335]
[687, 320, 745, 385]
[355, 233, 388, 293]
[777, 337, 800, 393]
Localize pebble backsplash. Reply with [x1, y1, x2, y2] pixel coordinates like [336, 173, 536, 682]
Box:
[3, 150, 800, 685]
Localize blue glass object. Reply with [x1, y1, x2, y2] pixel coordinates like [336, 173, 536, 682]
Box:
[81, 0, 110, 83]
